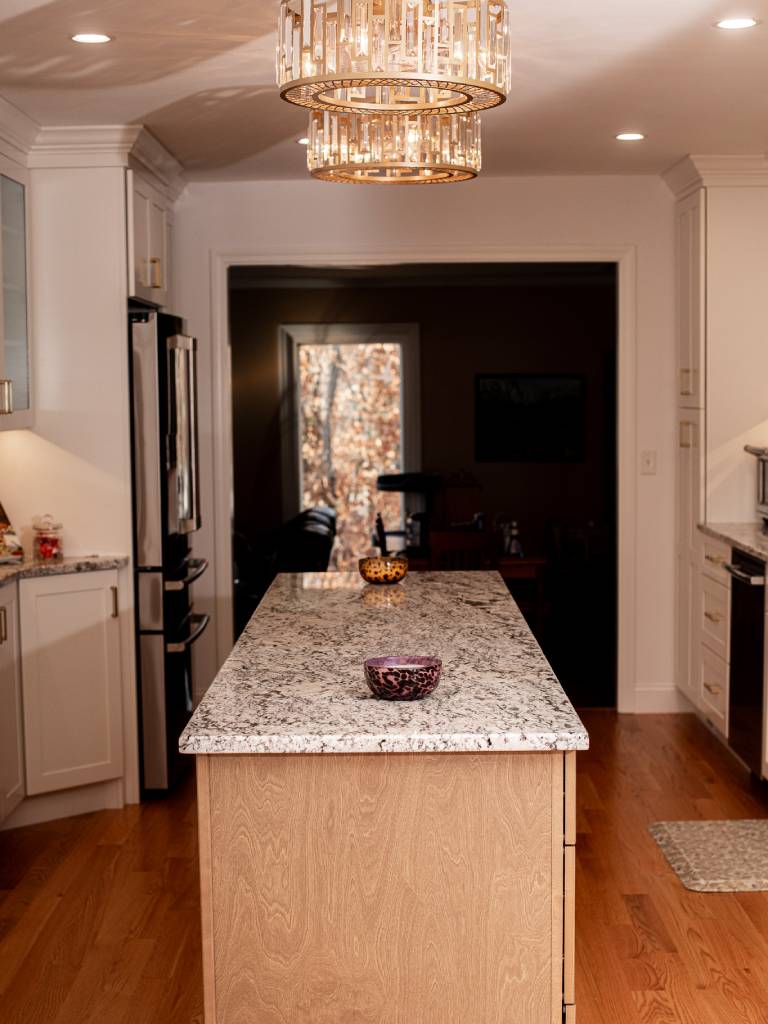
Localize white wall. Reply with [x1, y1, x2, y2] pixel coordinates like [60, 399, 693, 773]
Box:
[706, 186, 768, 523]
[0, 166, 133, 557]
[0, 163, 139, 805]
[173, 174, 677, 712]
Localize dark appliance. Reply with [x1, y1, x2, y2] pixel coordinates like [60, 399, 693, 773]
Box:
[129, 308, 209, 793]
[726, 548, 765, 776]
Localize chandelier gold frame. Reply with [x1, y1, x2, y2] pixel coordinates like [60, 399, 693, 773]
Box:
[307, 109, 481, 183]
[277, 0, 511, 115]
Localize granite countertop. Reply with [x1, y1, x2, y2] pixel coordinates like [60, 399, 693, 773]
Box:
[699, 522, 768, 562]
[0, 554, 129, 588]
[180, 570, 588, 756]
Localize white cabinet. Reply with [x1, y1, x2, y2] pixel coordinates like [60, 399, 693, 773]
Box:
[0, 583, 24, 823]
[127, 170, 172, 308]
[675, 190, 705, 410]
[20, 570, 123, 795]
[0, 155, 32, 430]
[676, 410, 705, 705]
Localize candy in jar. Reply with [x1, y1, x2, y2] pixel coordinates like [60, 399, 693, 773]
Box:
[32, 514, 63, 561]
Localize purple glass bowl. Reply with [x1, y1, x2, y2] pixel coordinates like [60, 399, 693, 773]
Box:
[363, 655, 442, 701]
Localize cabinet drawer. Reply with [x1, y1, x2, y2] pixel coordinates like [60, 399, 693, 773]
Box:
[700, 644, 727, 733]
[701, 537, 730, 584]
[701, 574, 729, 661]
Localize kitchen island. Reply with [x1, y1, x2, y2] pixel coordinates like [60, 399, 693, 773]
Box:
[181, 571, 587, 1024]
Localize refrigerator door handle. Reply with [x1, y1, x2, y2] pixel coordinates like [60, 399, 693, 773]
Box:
[167, 334, 201, 536]
[164, 557, 209, 592]
[166, 612, 210, 654]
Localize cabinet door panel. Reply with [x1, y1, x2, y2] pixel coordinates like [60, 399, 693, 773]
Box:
[0, 584, 24, 822]
[21, 571, 123, 794]
[676, 190, 705, 409]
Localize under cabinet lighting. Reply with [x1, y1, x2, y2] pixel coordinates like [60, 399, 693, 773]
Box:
[71, 33, 112, 44]
[616, 132, 645, 142]
[715, 17, 759, 29]
[296, 137, 309, 145]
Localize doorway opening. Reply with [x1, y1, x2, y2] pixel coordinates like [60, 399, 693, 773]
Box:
[279, 323, 420, 570]
[228, 262, 617, 707]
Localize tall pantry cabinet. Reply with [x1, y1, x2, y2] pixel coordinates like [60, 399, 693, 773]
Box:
[668, 157, 768, 729]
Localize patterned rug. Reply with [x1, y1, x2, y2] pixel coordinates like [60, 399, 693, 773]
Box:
[649, 819, 768, 892]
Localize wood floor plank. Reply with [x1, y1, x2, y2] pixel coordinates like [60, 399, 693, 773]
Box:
[1, 714, 768, 1023]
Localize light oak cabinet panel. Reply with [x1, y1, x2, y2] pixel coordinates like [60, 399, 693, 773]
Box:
[0, 583, 24, 823]
[20, 571, 123, 794]
[198, 751, 572, 1024]
[676, 410, 704, 706]
[128, 170, 171, 308]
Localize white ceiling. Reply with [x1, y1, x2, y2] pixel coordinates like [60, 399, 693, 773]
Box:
[1, 0, 768, 180]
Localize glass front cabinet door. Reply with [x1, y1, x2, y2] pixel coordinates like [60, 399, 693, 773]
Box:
[0, 161, 31, 430]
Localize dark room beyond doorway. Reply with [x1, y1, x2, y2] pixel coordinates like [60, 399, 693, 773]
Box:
[229, 263, 617, 707]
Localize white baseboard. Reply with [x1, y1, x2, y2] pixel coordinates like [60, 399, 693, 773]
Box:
[631, 686, 692, 714]
[0, 778, 124, 831]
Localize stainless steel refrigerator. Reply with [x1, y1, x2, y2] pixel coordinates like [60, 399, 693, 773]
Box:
[129, 307, 209, 793]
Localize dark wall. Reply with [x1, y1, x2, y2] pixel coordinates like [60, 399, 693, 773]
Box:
[229, 263, 616, 553]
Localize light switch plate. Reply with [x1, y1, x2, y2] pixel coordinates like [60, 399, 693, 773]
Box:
[640, 450, 657, 475]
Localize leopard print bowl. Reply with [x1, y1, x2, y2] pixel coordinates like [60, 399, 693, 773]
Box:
[358, 555, 408, 585]
[364, 656, 442, 701]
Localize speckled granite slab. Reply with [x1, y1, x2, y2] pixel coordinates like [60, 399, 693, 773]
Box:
[181, 570, 588, 755]
[650, 819, 768, 892]
[0, 555, 128, 589]
[699, 522, 768, 562]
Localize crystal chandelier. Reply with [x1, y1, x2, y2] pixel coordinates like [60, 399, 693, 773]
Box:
[277, 0, 511, 115]
[307, 109, 481, 182]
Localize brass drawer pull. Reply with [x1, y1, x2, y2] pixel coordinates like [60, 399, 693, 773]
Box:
[111, 586, 119, 619]
[679, 420, 694, 449]
[680, 367, 694, 396]
[704, 682, 722, 696]
[0, 605, 6, 644]
[704, 611, 723, 624]
[705, 554, 725, 566]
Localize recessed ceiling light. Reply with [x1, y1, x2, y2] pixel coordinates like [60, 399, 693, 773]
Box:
[616, 132, 645, 142]
[297, 137, 309, 145]
[715, 17, 759, 29]
[71, 33, 112, 44]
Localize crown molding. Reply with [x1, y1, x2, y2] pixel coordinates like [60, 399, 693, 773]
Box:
[27, 124, 185, 199]
[128, 127, 185, 201]
[0, 96, 40, 167]
[664, 154, 768, 197]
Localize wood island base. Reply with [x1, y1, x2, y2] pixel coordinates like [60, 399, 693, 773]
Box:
[196, 749, 577, 1024]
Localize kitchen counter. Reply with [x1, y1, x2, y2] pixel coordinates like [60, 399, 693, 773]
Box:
[187, 571, 584, 1024]
[700, 522, 768, 561]
[0, 554, 129, 589]
[181, 569, 587, 755]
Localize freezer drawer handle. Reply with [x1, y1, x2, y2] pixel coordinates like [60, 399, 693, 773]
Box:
[724, 563, 765, 586]
[166, 612, 210, 654]
[165, 557, 209, 592]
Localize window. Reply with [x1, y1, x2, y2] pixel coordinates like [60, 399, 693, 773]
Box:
[281, 324, 420, 571]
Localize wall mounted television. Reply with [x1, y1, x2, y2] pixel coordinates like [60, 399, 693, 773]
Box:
[475, 373, 585, 463]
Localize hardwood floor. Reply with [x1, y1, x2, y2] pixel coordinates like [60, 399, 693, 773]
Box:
[1, 712, 768, 1023]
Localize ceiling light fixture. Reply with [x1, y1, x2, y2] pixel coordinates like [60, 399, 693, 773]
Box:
[276, 0, 511, 115]
[616, 132, 645, 141]
[71, 33, 112, 44]
[715, 16, 759, 29]
[307, 109, 481, 183]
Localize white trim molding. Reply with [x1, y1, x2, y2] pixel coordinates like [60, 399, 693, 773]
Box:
[0, 95, 39, 167]
[27, 124, 185, 199]
[209, 244, 639, 713]
[664, 154, 768, 198]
